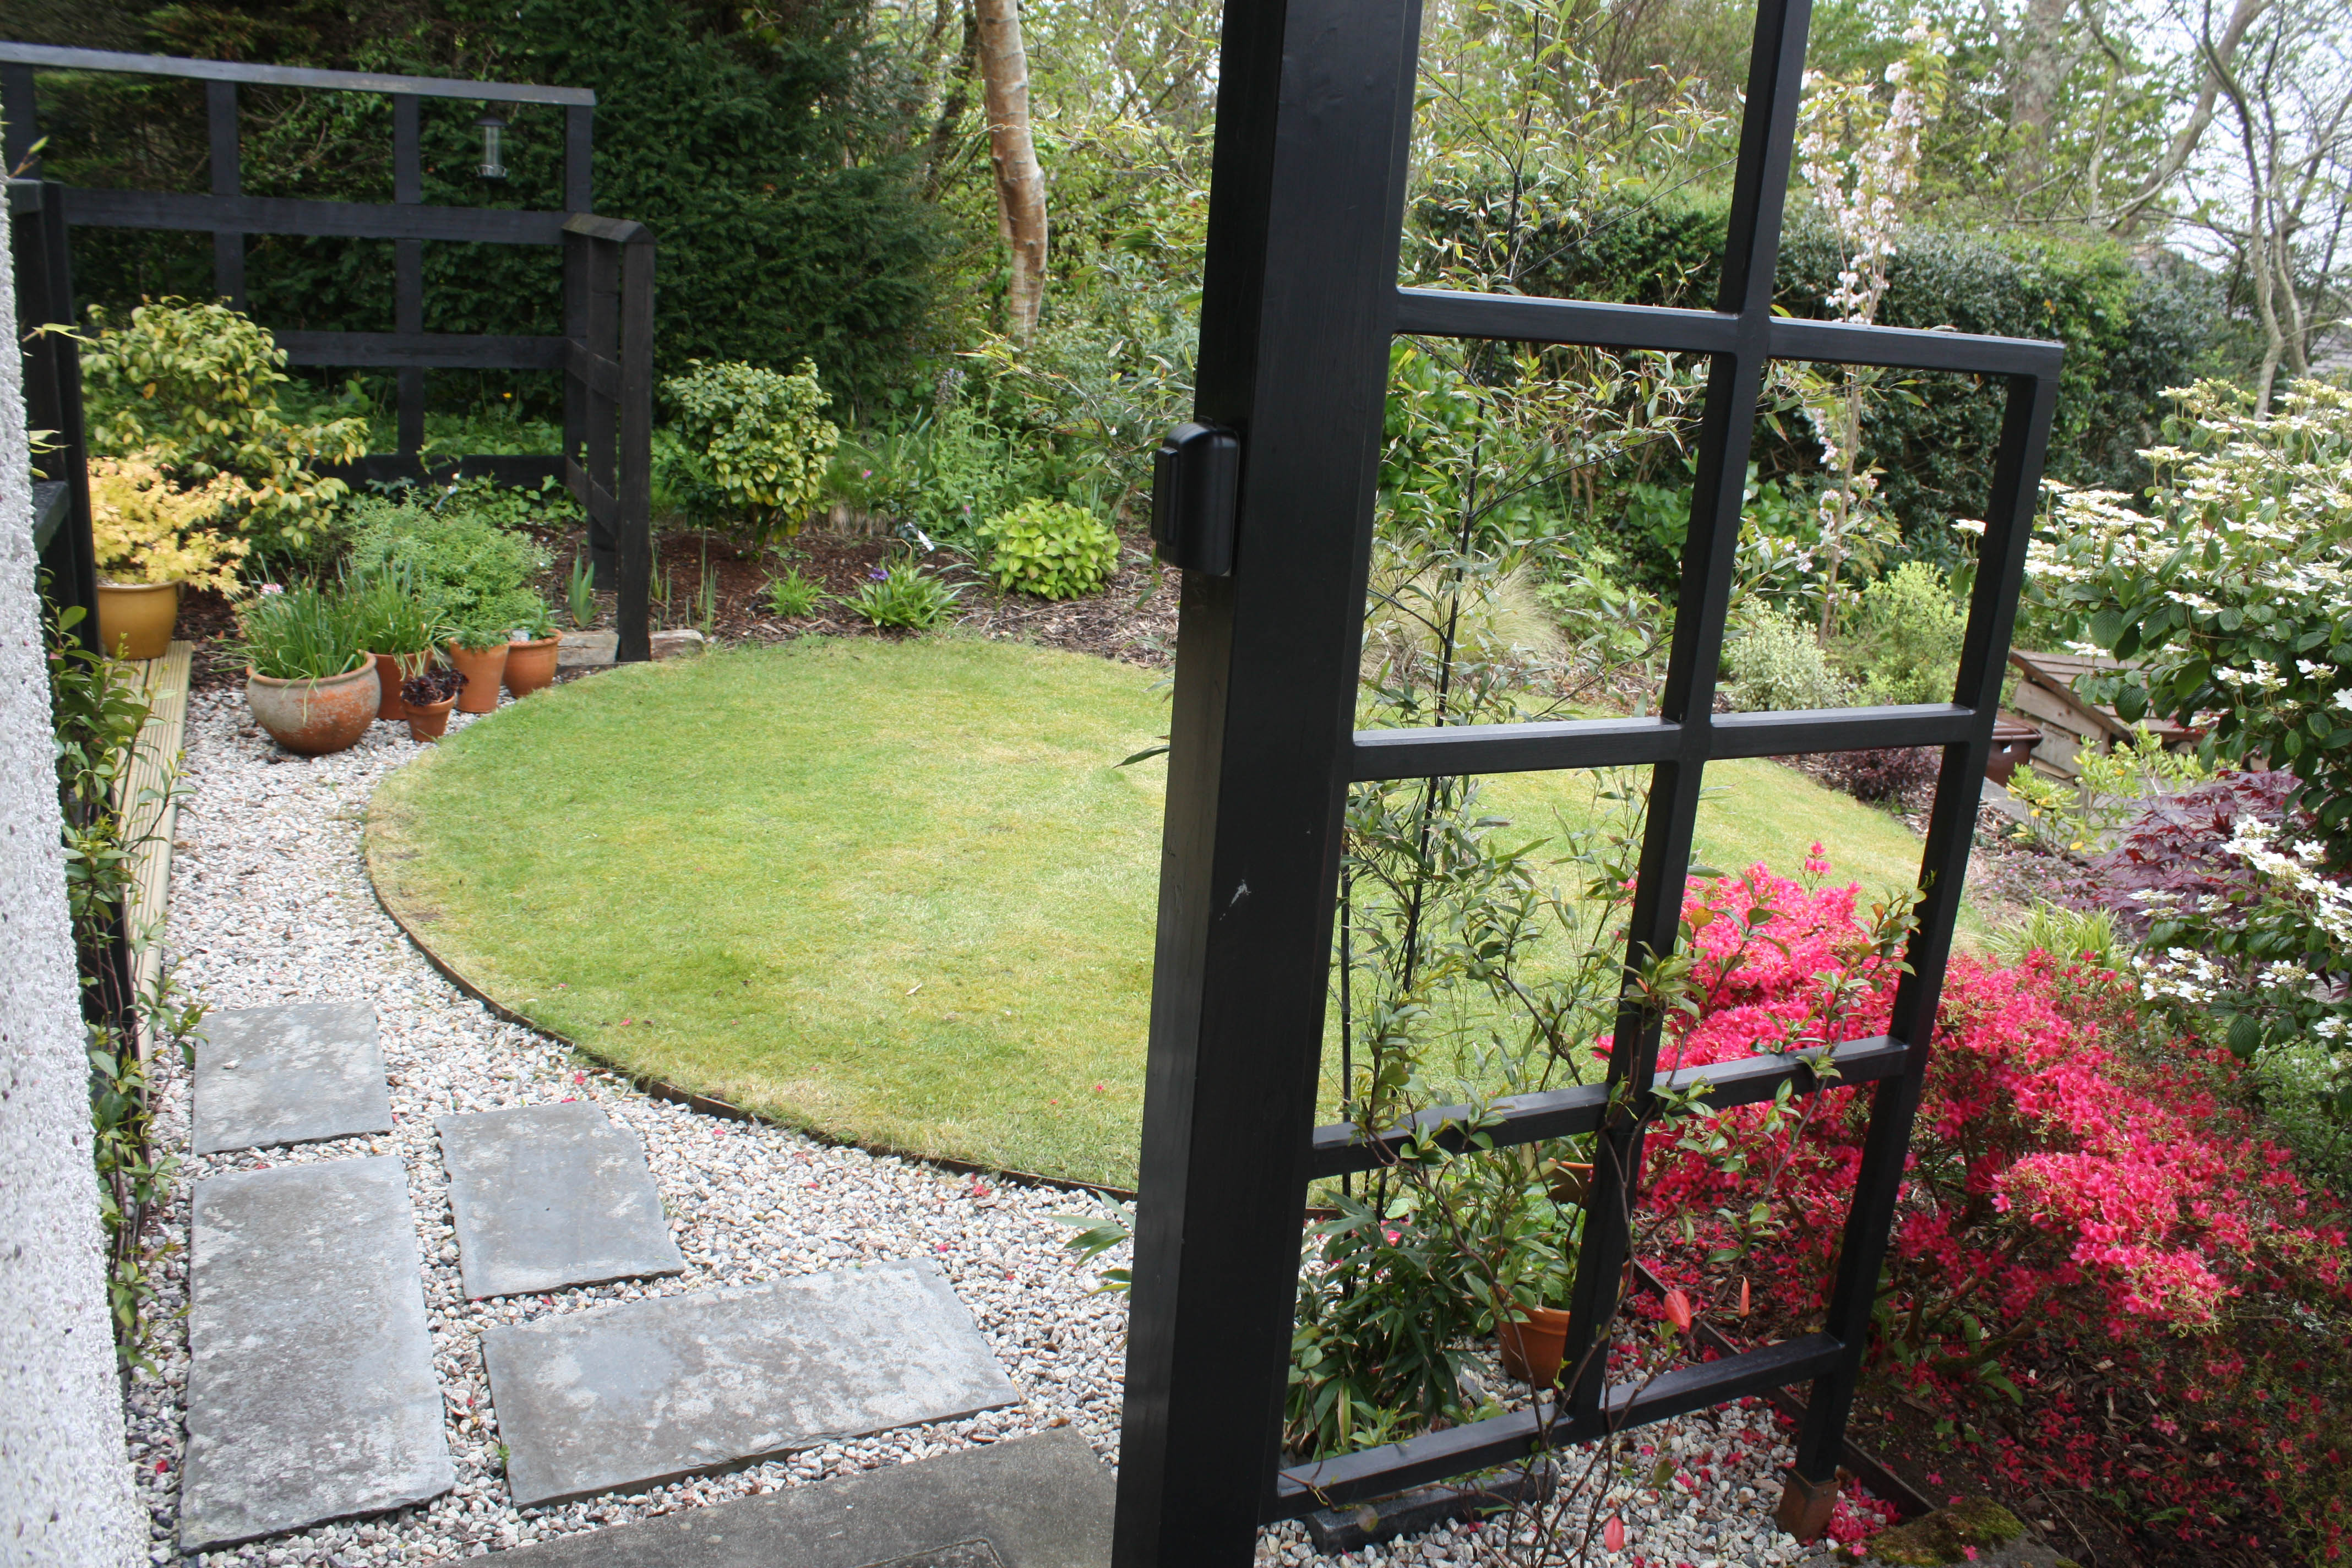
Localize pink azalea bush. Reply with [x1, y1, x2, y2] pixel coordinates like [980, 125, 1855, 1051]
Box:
[1639, 862, 2352, 1561]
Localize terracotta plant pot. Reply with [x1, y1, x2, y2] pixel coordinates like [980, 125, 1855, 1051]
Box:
[1547, 1161, 1594, 1206]
[447, 642, 509, 714]
[372, 650, 431, 722]
[406, 695, 459, 744]
[1985, 717, 2043, 788]
[504, 635, 560, 698]
[244, 658, 377, 756]
[1495, 1305, 1572, 1388]
[95, 579, 180, 661]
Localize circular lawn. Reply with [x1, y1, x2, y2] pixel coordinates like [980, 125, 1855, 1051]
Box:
[367, 634, 1947, 1189]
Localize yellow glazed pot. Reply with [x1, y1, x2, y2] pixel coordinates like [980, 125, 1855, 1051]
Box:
[94, 580, 180, 661]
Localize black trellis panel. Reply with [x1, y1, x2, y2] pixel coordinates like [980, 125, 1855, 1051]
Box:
[1113, 0, 2061, 1560]
[0, 42, 656, 663]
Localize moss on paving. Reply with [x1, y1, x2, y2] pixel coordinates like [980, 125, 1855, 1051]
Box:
[369, 635, 1959, 1188]
[1866, 1499, 2027, 1565]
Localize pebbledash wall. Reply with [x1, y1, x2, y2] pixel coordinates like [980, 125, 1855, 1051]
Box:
[0, 194, 145, 1564]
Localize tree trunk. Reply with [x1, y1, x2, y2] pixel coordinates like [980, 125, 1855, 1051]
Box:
[2006, 0, 2079, 189]
[2110, 0, 2274, 234]
[921, 0, 981, 199]
[975, 0, 1048, 339]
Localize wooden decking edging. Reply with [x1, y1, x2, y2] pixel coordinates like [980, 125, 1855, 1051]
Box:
[122, 640, 192, 1057]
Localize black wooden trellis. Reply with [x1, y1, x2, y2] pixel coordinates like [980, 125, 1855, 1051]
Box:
[1, 43, 653, 657]
[1115, 0, 2061, 1560]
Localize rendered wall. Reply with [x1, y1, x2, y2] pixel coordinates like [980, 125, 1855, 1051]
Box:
[0, 193, 144, 1566]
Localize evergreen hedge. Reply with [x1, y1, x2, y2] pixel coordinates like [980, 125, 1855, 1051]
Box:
[1413, 193, 2219, 544]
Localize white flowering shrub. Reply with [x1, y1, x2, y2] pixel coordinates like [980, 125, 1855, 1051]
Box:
[2033, 379, 2352, 853]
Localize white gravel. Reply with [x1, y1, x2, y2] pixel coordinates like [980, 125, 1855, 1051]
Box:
[130, 680, 1885, 1566]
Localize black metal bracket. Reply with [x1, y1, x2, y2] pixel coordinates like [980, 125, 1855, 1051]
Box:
[1150, 421, 1241, 576]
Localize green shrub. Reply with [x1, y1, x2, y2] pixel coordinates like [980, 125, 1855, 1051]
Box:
[842, 560, 962, 629]
[976, 499, 1120, 600]
[347, 486, 551, 643]
[80, 298, 369, 557]
[663, 359, 840, 543]
[1723, 609, 1853, 712]
[1838, 562, 1966, 706]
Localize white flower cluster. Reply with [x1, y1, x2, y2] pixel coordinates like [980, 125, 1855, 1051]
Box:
[2225, 818, 2352, 946]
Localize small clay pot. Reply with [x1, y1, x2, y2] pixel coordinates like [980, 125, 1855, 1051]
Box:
[95, 579, 181, 661]
[447, 641, 509, 714]
[504, 635, 560, 698]
[406, 695, 459, 743]
[1547, 1161, 1594, 1206]
[372, 650, 430, 722]
[245, 658, 377, 756]
[1986, 717, 2043, 788]
[1496, 1304, 1572, 1388]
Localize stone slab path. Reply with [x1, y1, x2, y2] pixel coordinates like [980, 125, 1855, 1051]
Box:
[438, 1101, 684, 1300]
[179, 1155, 454, 1551]
[488, 1429, 1113, 1567]
[483, 1257, 1020, 1509]
[192, 1000, 393, 1155]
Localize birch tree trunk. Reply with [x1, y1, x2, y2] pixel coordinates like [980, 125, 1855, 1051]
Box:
[976, 0, 1048, 339]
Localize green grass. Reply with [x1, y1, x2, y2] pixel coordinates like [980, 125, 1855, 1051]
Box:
[369, 636, 1955, 1188]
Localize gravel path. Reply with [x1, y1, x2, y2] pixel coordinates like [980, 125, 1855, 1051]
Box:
[133, 682, 1876, 1567]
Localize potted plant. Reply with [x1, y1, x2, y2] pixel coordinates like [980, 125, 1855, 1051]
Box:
[504, 597, 562, 697]
[86, 456, 250, 661]
[400, 664, 466, 743]
[446, 623, 510, 715]
[349, 573, 443, 723]
[235, 582, 375, 755]
[1457, 1148, 1583, 1390]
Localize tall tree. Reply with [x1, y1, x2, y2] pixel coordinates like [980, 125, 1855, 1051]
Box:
[976, 0, 1048, 337]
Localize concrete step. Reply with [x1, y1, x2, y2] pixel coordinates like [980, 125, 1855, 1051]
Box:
[437, 1101, 683, 1300]
[483, 1257, 1018, 1509]
[192, 1000, 393, 1155]
[490, 1428, 1112, 1566]
[179, 1156, 454, 1551]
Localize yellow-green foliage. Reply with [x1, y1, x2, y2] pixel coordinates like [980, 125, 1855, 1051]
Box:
[86, 456, 251, 592]
[977, 498, 1121, 599]
[663, 358, 840, 542]
[80, 299, 367, 553]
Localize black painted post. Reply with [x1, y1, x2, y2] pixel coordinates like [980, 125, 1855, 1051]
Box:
[11, 182, 99, 653]
[206, 81, 244, 309]
[614, 230, 654, 665]
[4, 64, 41, 177]
[583, 235, 620, 589]
[1110, 0, 1421, 1556]
[393, 93, 424, 461]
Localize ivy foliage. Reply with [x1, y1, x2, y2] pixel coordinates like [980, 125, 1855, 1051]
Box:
[976, 499, 1121, 600]
[663, 358, 841, 543]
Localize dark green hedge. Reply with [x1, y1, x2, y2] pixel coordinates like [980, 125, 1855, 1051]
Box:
[37, 0, 938, 412]
[1414, 193, 2219, 545]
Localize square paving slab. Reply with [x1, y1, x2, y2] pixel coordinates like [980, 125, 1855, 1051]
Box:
[487, 1429, 1112, 1566]
[192, 1000, 394, 1155]
[180, 1156, 454, 1551]
[437, 1101, 684, 1299]
[483, 1258, 1019, 1509]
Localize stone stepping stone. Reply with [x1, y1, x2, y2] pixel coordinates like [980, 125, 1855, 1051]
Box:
[484, 1428, 1113, 1566]
[437, 1101, 685, 1299]
[483, 1257, 1019, 1509]
[179, 1156, 454, 1552]
[192, 1000, 393, 1155]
